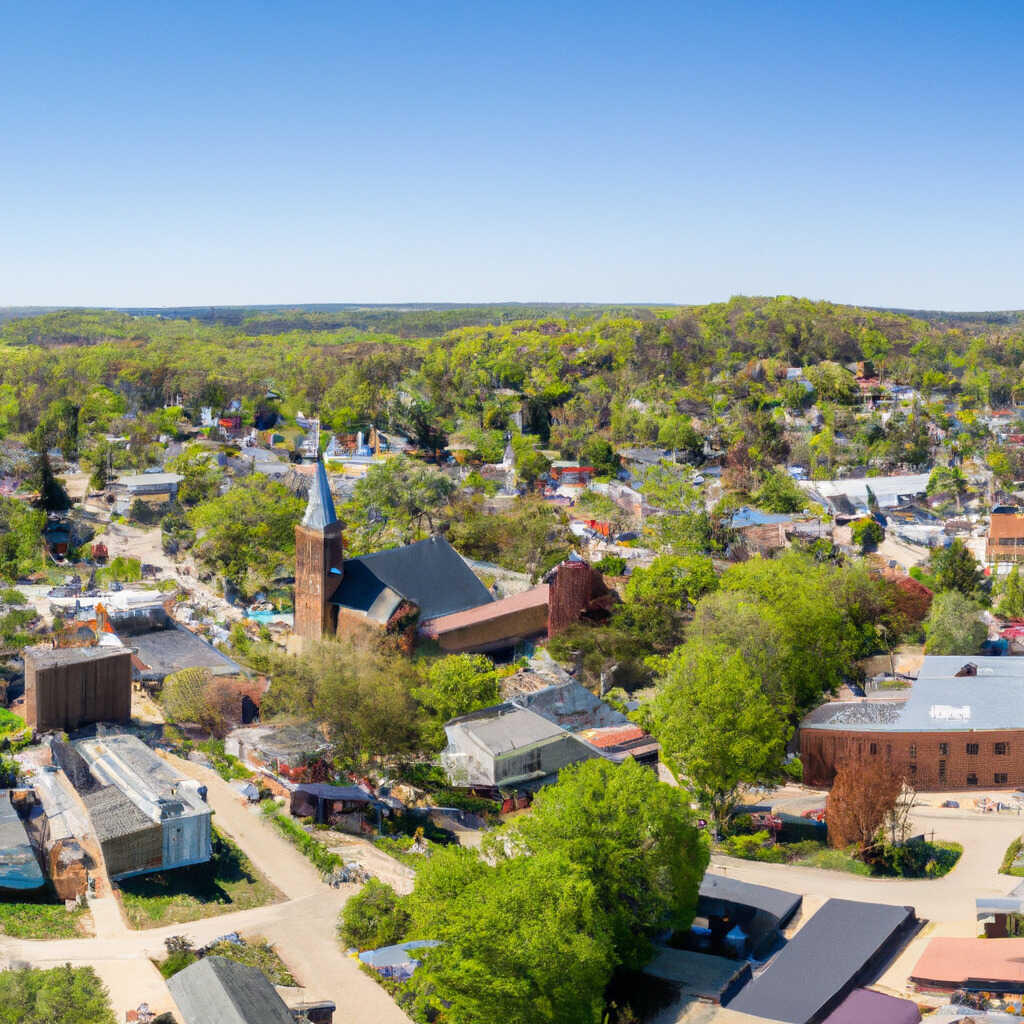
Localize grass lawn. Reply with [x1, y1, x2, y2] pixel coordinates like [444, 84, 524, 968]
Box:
[0, 899, 93, 939]
[0, 707, 25, 737]
[118, 828, 282, 929]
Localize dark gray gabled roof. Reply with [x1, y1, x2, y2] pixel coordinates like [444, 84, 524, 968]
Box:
[698, 874, 802, 927]
[301, 459, 337, 530]
[726, 898, 915, 1023]
[83, 786, 156, 842]
[167, 956, 294, 1024]
[330, 535, 493, 622]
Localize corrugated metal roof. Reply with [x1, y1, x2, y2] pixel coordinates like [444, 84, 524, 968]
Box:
[455, 707, 564, 756]
[0, 792, 44, 891]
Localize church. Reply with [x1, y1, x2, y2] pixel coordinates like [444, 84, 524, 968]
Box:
[293, 460, 615, 654]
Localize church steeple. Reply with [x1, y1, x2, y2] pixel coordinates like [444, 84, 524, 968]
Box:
[302, 458, 338, 529]
[293, 458, 344, 644]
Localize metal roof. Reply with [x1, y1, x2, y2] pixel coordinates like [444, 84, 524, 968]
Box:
[0, 792, 45, 891]
[23, 645, 130, 669]
[359, 940, 441, 969]
[801, 473, 931, 510]
[167, 956, 295, 1024]
[301, 459, 338, 530]
[726, 898, 914, 1023]
[454, 707, 564, 756]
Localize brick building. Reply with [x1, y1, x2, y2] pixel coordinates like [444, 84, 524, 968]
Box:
[800, 656, 1024, 791]
[23, 645, 132, 733]
[293, 459, 614, 653]
[987, 505, 1024, 563]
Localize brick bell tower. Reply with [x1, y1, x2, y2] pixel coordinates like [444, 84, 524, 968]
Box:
[294, 459, 344, 643]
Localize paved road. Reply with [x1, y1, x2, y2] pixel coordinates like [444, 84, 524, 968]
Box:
[709, 806, 1023, 923]
[0, 754, 412, 1024]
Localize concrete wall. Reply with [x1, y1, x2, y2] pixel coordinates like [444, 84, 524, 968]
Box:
[24, 650, 131, 733]
[494, 734, 600, 786]
[801, 726, 1024, 790]
[294, 522, 344, 643]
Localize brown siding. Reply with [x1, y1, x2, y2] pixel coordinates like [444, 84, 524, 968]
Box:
[801, 726, 1024, 791]
[102, 824, 162, 879]
[435, 603, 549, 653]
[24, 651, 131, 733]
[987, 511, 1024, 562]
[294, 522, 344, 643]
[548, 562, 593, 635]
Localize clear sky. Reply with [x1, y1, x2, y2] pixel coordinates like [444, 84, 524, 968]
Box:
[3, 1, 1024, 309]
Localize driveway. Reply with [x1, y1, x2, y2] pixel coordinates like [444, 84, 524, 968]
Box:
[0, 753, 412, 1024]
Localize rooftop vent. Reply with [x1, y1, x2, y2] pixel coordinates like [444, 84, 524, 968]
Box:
[930, 704, 971, 720]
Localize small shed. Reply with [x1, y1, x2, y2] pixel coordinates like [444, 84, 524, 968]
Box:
[359, 940, 441, 981]
[289, 783, 375, 826]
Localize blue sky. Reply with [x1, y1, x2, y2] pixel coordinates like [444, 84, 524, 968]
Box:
[2, 1, 1024, 308]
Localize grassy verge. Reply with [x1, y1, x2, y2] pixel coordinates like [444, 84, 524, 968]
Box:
[0, 900, 92, 939]
[156, 937, 296, 984]
[1002, 836, 1024, 876]
[118, 828, 282, 929]
[260, 801, 343, 875]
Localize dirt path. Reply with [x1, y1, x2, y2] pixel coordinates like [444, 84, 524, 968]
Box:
[1, 754, 413, 1024]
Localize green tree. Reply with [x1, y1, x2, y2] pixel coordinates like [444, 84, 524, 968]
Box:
[406, 849, 614, 1024]
[0, 964, 115, 1024]
[188, 475, 304, 597]
[929, 538, 984, 597]
[851, 516, 884, 552]
[493, 758, 708, 968]
[752, 469, 807, 513]
[338, 878, 410, 950]
[511, 434, 552, 487]
[167, 445, 222, 506]
[0, 497, 45, 581]
[924, 590, 987, 654]
[578, 437, 620, 477]
[999, 565, 1024, 620]
[28, 452, 70, 512]
[413, 654, 500, 749]
[926, 465, 968, 508]
[162, 668, 222, 734]
[617, 555, 717, 653]
[651, 642, 792, 834]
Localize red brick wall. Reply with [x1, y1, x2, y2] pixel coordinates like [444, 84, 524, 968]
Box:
[801, 726, 1024, 791]
[294, 522, 344, 643]
[548, 562, 593, 635]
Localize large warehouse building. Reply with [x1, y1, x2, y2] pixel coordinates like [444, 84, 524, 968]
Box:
[23, 645, 132, 733]
[801, 656, 1024, 791]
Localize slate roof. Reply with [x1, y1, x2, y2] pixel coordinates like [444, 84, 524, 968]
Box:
[167, 955, 295, 1024]
[726, 898, 915, 1023]
[301, 459, 338, 530]
[330, 536, 493, 622]
[698, 873, 802, 926]
[130, 623, 242, 679]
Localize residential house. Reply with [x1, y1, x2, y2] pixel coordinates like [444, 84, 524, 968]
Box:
[988, 505, 1024, 563]
[110, 472, 183, 515]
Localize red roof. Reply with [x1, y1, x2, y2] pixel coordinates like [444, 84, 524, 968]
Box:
[420, 585, 549, 637]
[911, 937, 1024, 988]
[580, 726, 646, 748]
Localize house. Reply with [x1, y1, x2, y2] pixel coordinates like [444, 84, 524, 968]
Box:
[0, 791, 45, 893]
[167, 956, 300, 1024]
[549, 461, 595, 487]
[801, 473, 931, 518]
[22, 645, 132, 733]
[225, 722, 329, 780]
[726, 899, 916, 1023]
[441, 680, 659, 794]
[63, 733, 212, 879]
[821, 989, 920, 1024]
[987, 505, 1024, 563]
[910, 936, 1024, 994]
[800, 655, 1024, 791]
[289, 783, 376, 829]
[697, 874, 802, 959]
[110, 472, 183, 515]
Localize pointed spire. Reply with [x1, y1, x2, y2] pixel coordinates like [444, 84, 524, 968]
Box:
[302, 459, 337, 530]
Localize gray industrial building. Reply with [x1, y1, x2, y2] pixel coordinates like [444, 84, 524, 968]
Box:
[70, 733, 211, 879]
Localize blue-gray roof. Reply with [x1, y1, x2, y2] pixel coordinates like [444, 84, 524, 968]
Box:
[803, 656, 1024, 734]
[167, 956, 294, 1024]
[301, 460, 338, 530]
[729, 506, 796, 529]
[0, 792, 44, 892]
[359, 940, 441, 969]
[698, 873, 802, 927]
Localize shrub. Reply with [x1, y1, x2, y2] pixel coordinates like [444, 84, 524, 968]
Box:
[338, 878, 410, 950]
[594, 554, 627, 576]
[267, 812, 342, 875]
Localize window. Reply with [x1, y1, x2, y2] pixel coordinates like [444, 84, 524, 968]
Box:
[967, 743, 979, 756]
[996, 773, 1009, 785]
[996, 742, 1010, 756]
[908, 763, 917, 777]
[938, 759, 947, 781]
[909, 744, 917, 760]
[939, 743, 949, 756]
[869, 742, 878, 755]
[967, 773, 978, 786]
[523, 749, 542, 774]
